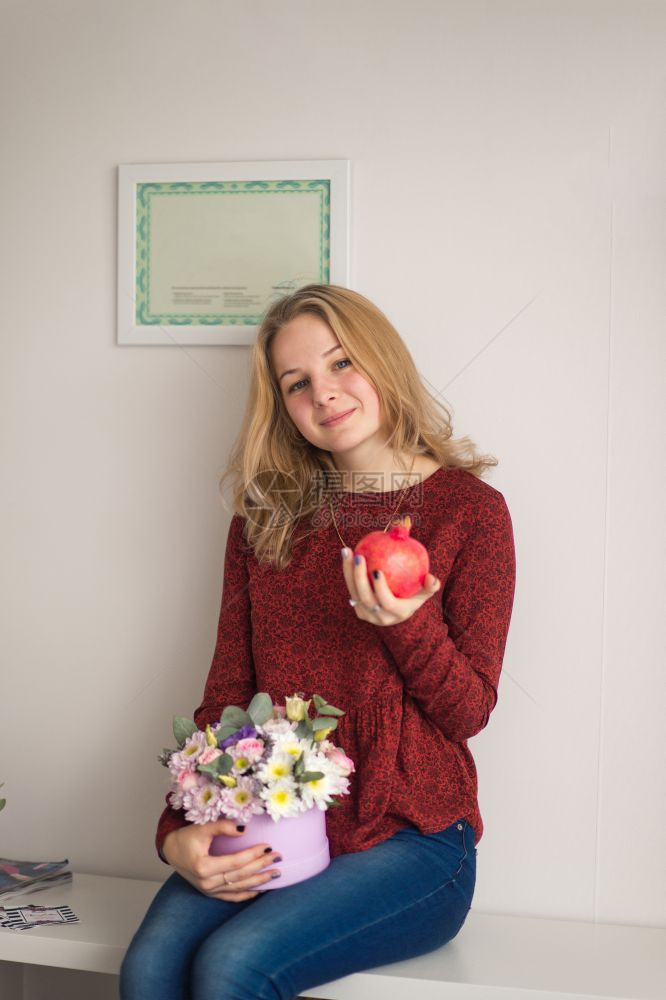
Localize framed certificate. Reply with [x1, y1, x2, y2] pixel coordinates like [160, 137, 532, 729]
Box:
[117, 159, 350, 346]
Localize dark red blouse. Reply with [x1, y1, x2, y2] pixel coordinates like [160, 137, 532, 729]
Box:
[155, 466, 516, 863]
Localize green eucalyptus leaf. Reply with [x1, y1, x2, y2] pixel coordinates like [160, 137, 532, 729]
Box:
[219, 706, 252, 730]
[173, 717, 197, 746]
[197, 752, 234, 778]
[312, 695, 344, 717]
[295, 720, 313, 739]
[218, 753, 234, 774]
[0, 799, 5, 812]
[316, 704, 344, 717]
[196, 763, 218, 779]
[293, 754, 305, 776]
[215, 724, 241, 742]
[247, 692, 273, 726]
[312, 717, 338, 732]
[295, 770, 324, 783]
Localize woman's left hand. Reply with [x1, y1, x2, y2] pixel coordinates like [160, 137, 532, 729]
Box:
[341, 549, 441, 626]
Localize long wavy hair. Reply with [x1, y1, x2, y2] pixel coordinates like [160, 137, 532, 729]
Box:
[220, 284, 497, 569]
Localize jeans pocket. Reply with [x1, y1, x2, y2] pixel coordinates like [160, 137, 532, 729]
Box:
[460, 819, 478, 855]
[415, 818, 471, 883]
[435, 820, 476, 925]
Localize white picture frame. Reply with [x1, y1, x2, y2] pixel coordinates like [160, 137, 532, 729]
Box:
[117, 159, 350, 346]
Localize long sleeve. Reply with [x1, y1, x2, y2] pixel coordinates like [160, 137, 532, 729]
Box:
[154, 513, 256, 863]
[379, 491, 516, 744]
[191, 514, 257, 730]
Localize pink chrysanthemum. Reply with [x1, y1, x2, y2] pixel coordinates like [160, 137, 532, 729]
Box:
[183, 781, 223, 823]
[218, 776, 265, 823]
[169, 769, 206, 810]
[168, 731, 207, 776]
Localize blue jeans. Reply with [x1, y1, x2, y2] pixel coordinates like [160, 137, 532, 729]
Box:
[119, 818, 476, 1000]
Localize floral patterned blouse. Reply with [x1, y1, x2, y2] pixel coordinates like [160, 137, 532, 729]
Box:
[155, 466, 517, 863]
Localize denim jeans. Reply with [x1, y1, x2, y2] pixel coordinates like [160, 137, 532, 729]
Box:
[119, 817, 476, 1000]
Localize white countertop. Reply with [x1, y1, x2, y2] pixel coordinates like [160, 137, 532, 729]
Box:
[1, 873, 664, 999]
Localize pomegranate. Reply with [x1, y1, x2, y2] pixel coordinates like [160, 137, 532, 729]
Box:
[354, 515, 430, 599]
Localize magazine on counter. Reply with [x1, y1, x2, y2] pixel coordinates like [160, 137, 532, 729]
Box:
[0, 858, 72, 901]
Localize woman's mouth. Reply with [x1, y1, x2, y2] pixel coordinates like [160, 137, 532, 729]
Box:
[320, 408, 356, 428]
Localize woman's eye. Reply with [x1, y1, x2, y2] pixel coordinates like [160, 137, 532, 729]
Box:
[288, 358, 352, 393]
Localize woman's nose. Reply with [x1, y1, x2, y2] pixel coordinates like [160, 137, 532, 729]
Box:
[310, 376, 338, 407]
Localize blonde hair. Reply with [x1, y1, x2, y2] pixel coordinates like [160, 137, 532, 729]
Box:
[220, 284, 497, 569]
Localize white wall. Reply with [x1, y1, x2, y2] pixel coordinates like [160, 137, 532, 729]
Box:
[1, 0, 664, 929]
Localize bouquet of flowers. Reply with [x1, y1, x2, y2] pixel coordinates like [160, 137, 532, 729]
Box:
[159, 692, 355, 825]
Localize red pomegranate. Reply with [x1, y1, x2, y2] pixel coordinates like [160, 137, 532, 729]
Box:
[354, 516, 430, 599]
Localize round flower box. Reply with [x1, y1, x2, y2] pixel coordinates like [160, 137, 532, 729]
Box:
[209, 807, 330, 890]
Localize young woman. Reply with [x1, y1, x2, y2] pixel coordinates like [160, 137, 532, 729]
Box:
[120, 284, 516, 1000]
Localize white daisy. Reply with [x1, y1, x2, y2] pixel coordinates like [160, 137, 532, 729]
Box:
[299, 758, 350, 811]
[273, 734, 311, 763]
[300, 771, 350, 810]
[297, 746, 332, 779]
[256, 752, 294, 784]
[257, 718, 297, 738]
[259, 779, 304, 821]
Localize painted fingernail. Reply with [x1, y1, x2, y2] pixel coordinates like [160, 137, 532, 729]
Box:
[263, 846, 272, 853]
[354, 555, 361, 565]
[341, 547, 350, 559]
[372, 570, 380, 580]
[274, 855, 283, 863]
[236, 825, 245, 832]
[271, 871, 281, 879]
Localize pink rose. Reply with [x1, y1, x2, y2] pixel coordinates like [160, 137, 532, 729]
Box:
[177, 769, 201, 791]
[325, 747, 355, 775]
[199, 747, 223, 766]
[235, 738, 265, 762]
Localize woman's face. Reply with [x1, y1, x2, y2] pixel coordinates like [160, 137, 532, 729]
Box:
[270, 312, 386, 457]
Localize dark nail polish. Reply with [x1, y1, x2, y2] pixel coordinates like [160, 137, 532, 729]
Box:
[271, 871, 281, 879]
[354, 555, 361, 565]
[372, 570, 380, 579]
[274, 855, 283, 863]
[263, 846, 272, 853]
[236, 825, 245, 832]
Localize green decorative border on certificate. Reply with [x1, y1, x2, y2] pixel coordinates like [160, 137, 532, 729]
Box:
[134, 179, 331, 326]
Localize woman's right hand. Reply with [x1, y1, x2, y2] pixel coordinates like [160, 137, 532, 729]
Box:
[161, 819, 282, 902]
